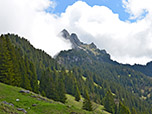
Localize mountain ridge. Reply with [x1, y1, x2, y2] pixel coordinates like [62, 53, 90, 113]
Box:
[59, 29, 118, 65]
[60, 29, 152, 77]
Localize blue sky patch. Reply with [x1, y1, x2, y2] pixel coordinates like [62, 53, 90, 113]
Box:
[51, 0, 137, 22]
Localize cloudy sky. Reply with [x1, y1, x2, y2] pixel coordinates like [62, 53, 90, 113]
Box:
[0, 0, 152, 65]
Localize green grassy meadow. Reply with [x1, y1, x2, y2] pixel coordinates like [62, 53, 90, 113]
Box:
[0, 83, 110, 114]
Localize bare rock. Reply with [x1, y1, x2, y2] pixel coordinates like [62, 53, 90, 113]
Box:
[19, 90, 30, 93]
[17, 108, 27, 113]
[2, 101, 14, 106]
[32, 104, 37, 106]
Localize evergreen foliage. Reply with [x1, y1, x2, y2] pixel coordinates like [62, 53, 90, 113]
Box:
[0, 35, 38, 93]
[131, 107, 137, 114]
[117, 102, 131, 114]
[40, 68, 67, 103]
[75, 84, 81, 101]
[82, 89, 92, 111]
[102, 90, 116, 113]
[7, 34, 59, 80]
[0, 35, 14, 85]
[57, 78, 67, 103]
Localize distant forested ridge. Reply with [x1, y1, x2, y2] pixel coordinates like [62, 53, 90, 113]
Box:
[0, 33, 152, 114]
[125, 62, 152, 77]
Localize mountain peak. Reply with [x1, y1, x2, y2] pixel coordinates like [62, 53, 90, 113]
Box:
[89, 42, 97, 49]
[60, 29, 82, 49]
[60, 29, 99, 52]
[61, 29, 70, 40]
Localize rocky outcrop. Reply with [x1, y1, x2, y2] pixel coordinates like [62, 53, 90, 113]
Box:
[60, 29, 82, 49]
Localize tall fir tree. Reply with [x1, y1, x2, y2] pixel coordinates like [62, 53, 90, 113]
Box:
[28, 61, 38, 93]
[0, 36, 14, 84]
[19, 57, 31, 90]
[57, 78, 67, 103]
[75, 85, 81, 101]
[82, 89, 92, 111]
[74, 79, 81, 101]
[118, 102, 131, 114]
[5, 37, 21, 86]
[102, 90, 116, 113]
[131, 107, 137, 114]
[40, 68, 59, 101]
[39, 71, 47, 96]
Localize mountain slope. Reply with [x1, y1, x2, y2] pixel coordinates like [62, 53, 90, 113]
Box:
[0, 82, 110, 114]
[6, 34, 60, 79]
[57, 30, 152, 113]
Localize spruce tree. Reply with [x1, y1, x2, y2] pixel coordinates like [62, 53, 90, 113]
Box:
[57, 78, 67, 103]
[102, 90, 116, 113]
[20, 60, 31, 90]
[40, 68, 59, 101]
[40, 71, 47, 96]
[74, 81, 81, 101]
[5, 37, 21, 86]
[82, 89, 92, 111]
[0, 36, 14, 84]
[29, 62, 38, 93]
[75, 85, 81, 101]
[22, 56, 32, 90]
[118, 102, 131, 114]
[65, 71, 75, 95]
[11, 48, 22, 86]
[131, 107, 137, 114]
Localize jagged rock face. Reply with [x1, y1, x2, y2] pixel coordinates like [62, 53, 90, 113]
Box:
[57, 29, 118, 65]
[70, 33, 82, 47]
[89, 42, 97, 49]
[61, 29, 70, 39]
[60, 29, 108, 56]
[60, 29, 82, 49]
[61, 29, 97, 51]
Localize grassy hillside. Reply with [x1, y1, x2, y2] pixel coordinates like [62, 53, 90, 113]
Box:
[66, 94, 110, 114]
[0, 83, 110, 114]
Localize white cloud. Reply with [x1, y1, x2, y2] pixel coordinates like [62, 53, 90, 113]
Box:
[1, 0, 152, 65]
[122, 0, 152, 19]
[0, 0, 71, 56]
[59, 1, 152, 65]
